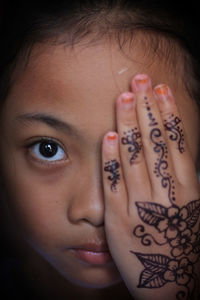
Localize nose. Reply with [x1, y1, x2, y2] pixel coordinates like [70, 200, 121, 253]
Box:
[67, 163, 105, 227]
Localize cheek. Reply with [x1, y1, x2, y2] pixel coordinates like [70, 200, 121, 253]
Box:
[4, 169, 71, 249]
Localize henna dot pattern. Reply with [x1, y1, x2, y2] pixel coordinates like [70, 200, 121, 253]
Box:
[104, 159, 120, 191]
[121, 128, 142, 165]
[145, 101, 158, 127]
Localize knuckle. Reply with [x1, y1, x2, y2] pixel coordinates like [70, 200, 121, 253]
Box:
[122, 119, 137, 127]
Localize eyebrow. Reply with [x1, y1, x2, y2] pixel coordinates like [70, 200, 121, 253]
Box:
[16, 113, 81, 137]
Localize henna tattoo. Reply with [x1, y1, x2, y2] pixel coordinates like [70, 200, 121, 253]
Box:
[133, 224, 167, 246]
[131, 199, 200, 298]
[145, 99, 176, 203]
[164, 114, 185, 153]
[130, 97, 199, 298]
[104, 159, 120, 191]
[147, 111, 158, 127]
[151, 128, 176, 203]
[121, 128, 142, 165]
[145, 97, 158, 127]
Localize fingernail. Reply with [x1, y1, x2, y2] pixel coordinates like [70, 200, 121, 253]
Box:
[134, 74, 151, 92]
[154, 84, 169, 100]
[120, 92, 135, 109]
[107, 132, 118, 145]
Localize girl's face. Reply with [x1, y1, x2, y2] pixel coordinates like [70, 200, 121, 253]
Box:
[0, 39, 199, 288]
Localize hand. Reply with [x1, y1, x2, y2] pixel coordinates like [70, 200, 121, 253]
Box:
[102, 74, 200, 299]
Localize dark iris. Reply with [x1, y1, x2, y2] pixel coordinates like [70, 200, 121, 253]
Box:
[39, 142, 58, 158]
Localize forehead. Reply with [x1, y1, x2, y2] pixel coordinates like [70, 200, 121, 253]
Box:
[7, 41, 176, 115]
[3, 43, 132, 136]
[3, 39, 199, 144]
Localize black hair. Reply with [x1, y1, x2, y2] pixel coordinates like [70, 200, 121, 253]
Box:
[0, 0, 200, 109]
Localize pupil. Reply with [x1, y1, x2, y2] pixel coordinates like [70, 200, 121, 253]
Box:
[39, 142, 58, 158]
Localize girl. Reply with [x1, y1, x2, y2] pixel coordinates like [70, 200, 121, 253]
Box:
[0, 1, 199, 299]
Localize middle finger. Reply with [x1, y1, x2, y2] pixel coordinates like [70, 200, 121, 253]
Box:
[131, 74, 178, 205]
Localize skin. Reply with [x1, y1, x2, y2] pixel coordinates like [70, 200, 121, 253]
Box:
[0, 36, 199, 299]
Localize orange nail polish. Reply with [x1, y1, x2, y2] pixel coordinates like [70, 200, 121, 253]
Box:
[121, 93, 134, 109]
[122, 97, 133, 103]
[108, 134, 117, 140]
[134, 74, 151, 92]
[107, 132, 118, 145]
[136, 78, 148, 85]
[155, 84, 169, 99]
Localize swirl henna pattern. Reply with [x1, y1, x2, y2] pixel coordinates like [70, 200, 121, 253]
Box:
[146, 99, 176, 204]
[150, 127, 176, 203]
[130, 97, 200, 299]
[164, 114, 185, 153]
[121, 128, 142, 165]
[104, 159, 120, 191]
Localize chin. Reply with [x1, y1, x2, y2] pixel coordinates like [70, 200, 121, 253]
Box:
[70, 275, 122, 289]
[29, 244, 122, 290]
[58, 262, 122, 289]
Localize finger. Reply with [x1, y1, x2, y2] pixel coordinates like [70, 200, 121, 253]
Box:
[154, 84, 199, 190]
[131, 74, 178, 205]
[102, 132, 127, 216]
[116, 92, 151, 206]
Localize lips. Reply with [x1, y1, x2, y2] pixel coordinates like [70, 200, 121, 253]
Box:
[69, 243, 113, 265]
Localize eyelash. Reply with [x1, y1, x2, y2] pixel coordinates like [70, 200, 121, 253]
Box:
[27, 137, 68, 165]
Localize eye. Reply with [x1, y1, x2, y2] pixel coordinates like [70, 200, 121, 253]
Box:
[29, 139, 66, 162]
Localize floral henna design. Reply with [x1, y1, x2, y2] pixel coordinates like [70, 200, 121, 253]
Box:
[131, 199, 200, 298]
[164, 114, 185, 153]
[169, 229, 197, 258]
[121, 128, 142, 165]
[164, 258, 193, 286]
[130, 251, 195, 298]
[134, 200, 200, 251]
[104, 159, 120, 191]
